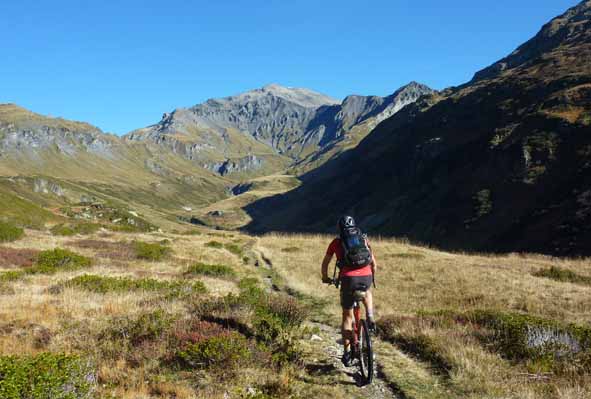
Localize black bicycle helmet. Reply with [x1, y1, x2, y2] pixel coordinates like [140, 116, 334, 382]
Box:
[338, 215, 356, 232]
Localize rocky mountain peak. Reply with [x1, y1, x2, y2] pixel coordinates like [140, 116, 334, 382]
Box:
[336, 82, 435, 131]
[124, 82, 433, 174]
[395, 81, 433, 95]
[203, 83, 340, 109]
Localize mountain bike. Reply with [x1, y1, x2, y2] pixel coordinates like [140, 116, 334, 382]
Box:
[326, 278, 374, 385]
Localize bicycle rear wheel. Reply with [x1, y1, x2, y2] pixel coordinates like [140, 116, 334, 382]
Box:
[358, 319, 374, 384]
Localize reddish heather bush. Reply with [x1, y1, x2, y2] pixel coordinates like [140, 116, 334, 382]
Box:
[171, 319, 250, 372]
[0, 247, 40, 268]
[171, 320, 232, 346]
[69, 239, 135, 260]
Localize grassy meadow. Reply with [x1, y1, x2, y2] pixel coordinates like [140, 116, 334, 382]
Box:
[257, 233, 591, 399]
[0, 226, 589, 398]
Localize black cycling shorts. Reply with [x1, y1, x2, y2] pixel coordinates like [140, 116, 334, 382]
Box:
[340, 275, 373, 310]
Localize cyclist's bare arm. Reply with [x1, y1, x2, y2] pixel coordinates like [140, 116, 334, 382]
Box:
[321, 253, 332, 282]
[367, 240, 377, 275]
[371, 252, 377, 274]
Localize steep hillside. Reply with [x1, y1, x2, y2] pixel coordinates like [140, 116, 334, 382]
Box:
[291, 82, 434, 174]
[245, 0, 591, 256]
[0, 104, 231, 228]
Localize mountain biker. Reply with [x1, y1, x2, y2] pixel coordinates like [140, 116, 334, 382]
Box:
[321, 215, 376, 367]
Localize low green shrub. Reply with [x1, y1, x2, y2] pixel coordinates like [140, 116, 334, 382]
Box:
[237, 279, 306, 364]
[0, 352, 95, 398]
[133, 241, 171, 261]
[50, 225, 76, 236]
[189, 294, 246, 325]
[262, 294, 308, 330]
[31, 249, 91, 274]
[0, 271, 26, 282]
[185, 262, 236, 278]
[204, 240, 243, 256]
[107, 309, 175, 346]
[50, 223, 100, 237]
[189, 278, 307, 367]
[59, 274, 206, 299]
[0, 221, 24, 243]
[533, 266, 591, 286]
[238, 277, 260, 291]
[224, 243, 243, 256]
[0, 249, 91, 282]
[176, 329, 249, 371]
[205, 240, 224, 249]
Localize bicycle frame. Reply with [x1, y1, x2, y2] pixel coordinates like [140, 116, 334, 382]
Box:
[331, 273, 364, 356]
[352, 299, 362, 353]
[325, 277, 374, 384]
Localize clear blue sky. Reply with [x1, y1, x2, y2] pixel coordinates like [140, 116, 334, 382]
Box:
[1, 0, 580, 134]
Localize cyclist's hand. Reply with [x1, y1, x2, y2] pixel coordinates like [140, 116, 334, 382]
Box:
[322, 276, 333, 284]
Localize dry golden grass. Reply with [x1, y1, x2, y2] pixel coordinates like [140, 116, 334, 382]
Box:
[1, 229, 590, 398]
[0, 229, 253, 398]
[257, 232, 591, 399]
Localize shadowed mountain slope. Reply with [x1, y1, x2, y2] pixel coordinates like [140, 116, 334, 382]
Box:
[245, 0, 591, 256]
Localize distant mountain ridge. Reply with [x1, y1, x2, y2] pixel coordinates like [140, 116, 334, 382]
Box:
[125, 82, 434, 175]
[1, 82, 433, 180]
[245, 0, 591, 256]
[0, 81, 432, 231]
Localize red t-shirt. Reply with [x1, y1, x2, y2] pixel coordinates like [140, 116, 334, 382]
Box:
[326, 238, 373, 277]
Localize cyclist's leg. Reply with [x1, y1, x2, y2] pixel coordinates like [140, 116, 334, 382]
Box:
[350, 275, 375, 329]
[340, 277, 355, 355]
[341, 307, 354, 351]
[363, 289, 374, 318]
[363, 289, 376, 330]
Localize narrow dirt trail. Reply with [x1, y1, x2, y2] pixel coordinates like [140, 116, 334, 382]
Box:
[251, 244, 400, 398]
[305, 321, 401, 399]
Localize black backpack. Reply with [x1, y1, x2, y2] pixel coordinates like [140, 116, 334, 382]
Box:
[339, 227, 373, 268]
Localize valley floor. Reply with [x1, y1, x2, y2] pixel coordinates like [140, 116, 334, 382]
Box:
[0, 228, 590, 398]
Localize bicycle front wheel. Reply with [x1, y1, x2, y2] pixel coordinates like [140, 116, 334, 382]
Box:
[358, 319, 374, 384]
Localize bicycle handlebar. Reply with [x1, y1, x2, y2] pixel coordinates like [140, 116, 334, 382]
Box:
[324, 278, 340, 288]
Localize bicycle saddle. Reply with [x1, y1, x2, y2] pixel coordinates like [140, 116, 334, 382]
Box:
[352, 290, 366, 301]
